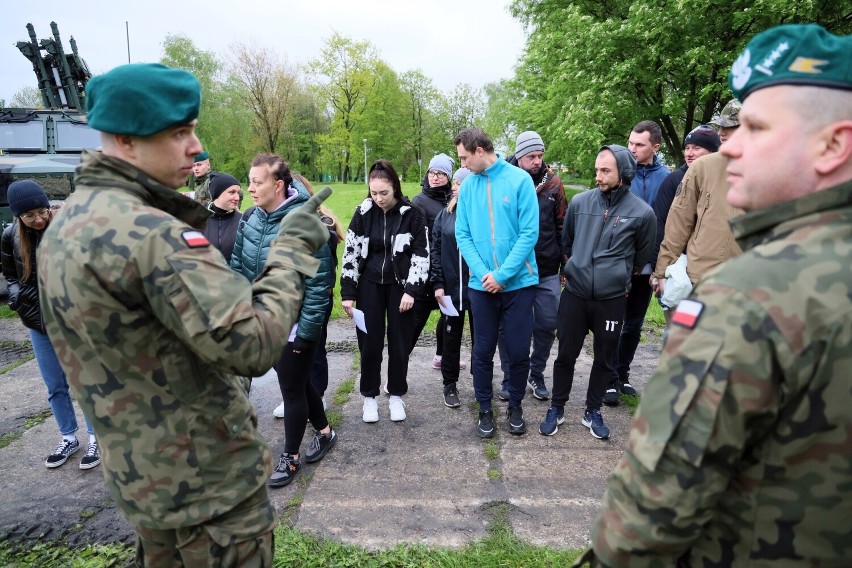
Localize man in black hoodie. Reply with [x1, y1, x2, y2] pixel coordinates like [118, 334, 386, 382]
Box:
[539, 145, 655, 440]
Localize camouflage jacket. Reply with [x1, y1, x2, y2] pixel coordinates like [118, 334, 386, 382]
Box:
[582, 179, 852, 567]
[37, 151, 320, 529]
[193, 173, 212, 208]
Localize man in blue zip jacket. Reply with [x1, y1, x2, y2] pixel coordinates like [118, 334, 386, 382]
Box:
[539, 145, 655, 439]
[454, 127, 539, 439]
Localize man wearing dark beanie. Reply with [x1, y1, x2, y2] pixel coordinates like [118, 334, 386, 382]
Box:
[654, 118, 743, 299]
[36, 62, 331, 565]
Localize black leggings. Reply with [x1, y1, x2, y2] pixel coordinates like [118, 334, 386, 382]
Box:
[274, 341, 329, 456]
[410, 297, 443, 356]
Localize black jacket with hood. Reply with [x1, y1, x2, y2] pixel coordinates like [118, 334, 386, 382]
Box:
[1, 221, 44, 331]
[561, 145, 656, 300]
[430, 205, 470, 311]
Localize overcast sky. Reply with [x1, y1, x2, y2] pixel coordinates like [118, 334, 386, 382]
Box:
[1, 0, 529, 106]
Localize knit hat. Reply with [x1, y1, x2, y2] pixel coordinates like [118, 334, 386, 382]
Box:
[729, 23, 852, 101]
[86, 63, 201, 136]
[194, 151, 209, 163]
[453, 168, 471, 184]
[7, 180, 49, 217]
[209, 173, 240, 201]
[515, 131, 545, 159]
[684, 124, 721, 153]
[428, 153, 454, 178]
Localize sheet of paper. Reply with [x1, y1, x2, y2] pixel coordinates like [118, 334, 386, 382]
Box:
[438, 297, 459, 317]
[352, 308, 367, 333]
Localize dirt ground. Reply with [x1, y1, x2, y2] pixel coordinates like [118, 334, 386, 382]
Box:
[0, 316, 662, 549]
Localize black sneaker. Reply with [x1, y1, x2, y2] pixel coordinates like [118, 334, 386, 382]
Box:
[268, 452, 301, 488]
[79, 440, 101, 470]
[497, 383, 510, 401]
[45, 438, 79, 468]
[443, 386, 461, 408]
[527, 377, 550, 400]
[304, 430, 336, 464]
[603, 387, 620, 406]
[507, 406, 526, 435]
[539, 406, 565, 436]
[582, 409, 610, 440]
[620, 382, 637, 396]
[477, 410, 495, 438]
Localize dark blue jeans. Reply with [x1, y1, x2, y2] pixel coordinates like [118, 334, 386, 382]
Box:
[30, 328, 93, 436]
[469, 286, 535, 411]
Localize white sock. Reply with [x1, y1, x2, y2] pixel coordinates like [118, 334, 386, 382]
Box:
[89, 434, 97, 445]
[63, 434, 76, 443]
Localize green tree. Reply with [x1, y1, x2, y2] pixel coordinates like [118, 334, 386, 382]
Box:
[9, 86, 43, 108]
[310, 33, 379, 183]
[229, 43, 301, 155]
[438, 83, 486, 147]
[509, 0, 852, 171]
[399, 70, 442, 179]
[482, 80, 519, 153]
[357, 62, 408, 180]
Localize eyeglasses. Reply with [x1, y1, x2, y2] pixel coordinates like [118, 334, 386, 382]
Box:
[20, 208, 50, 222]
[427, 170, 448, 178]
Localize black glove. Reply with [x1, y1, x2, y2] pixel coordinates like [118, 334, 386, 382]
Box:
[278, 187, 333, 254]
[292, 336, 315, 353]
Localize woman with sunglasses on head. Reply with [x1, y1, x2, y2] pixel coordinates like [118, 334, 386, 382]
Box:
[341, 159, 429, 423]
[1, 180, 99, 470]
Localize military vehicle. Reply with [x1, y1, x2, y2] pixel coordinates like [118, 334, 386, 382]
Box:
[1, 22, 96, 230]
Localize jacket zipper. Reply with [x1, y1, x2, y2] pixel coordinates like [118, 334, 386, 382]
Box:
[380, 211, 387, 285]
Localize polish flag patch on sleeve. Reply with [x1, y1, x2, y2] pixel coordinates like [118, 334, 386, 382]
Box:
[671, 299, 704, 329]
[181, 230, 210, 248]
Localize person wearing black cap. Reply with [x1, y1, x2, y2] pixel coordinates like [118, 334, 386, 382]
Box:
[36, 62, 331, 565]
[202, 172, 243, 262]
[653, 122, 742, 297]
[582, 23, 852, 566]
[1, 180, 100, 471]
[538, 145, 655, 440]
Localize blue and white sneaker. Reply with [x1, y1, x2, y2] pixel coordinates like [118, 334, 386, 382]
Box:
[539, 406, 564, 436]
[582, 408, 610, 439]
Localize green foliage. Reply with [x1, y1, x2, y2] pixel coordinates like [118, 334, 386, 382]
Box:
[9, 86, 42, 109]
[0, 539, 133, 567]
[508, 0, 852, 173]
[483, 441, 500, 461]
[0, 305, 17, 319]
[24, 410, 52, 429]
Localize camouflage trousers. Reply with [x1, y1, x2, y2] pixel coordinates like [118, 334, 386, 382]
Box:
[135, 487, 276, 567]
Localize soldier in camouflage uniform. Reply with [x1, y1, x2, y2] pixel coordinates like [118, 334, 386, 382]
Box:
[578, 24, 852, 567]
[190, 150, 213, 208]
[37, 63, 331, 567]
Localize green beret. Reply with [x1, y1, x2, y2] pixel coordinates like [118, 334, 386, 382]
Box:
[86, 63, 201, 136]
[729, 24, 852, 101]
[194, 151, 209, 162]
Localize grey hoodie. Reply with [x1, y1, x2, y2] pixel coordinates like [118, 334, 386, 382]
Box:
[561, 145, 656, 300]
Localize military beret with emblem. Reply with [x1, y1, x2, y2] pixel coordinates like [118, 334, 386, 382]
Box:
[729, 23, 852, 100]
[86, 63, 201, 136]
[194, 151, 209, 162]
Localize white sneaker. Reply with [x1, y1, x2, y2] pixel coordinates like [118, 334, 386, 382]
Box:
[273, 402, 285, 418]
[362, 397, 379, 423]
[389, 395, 407, 422]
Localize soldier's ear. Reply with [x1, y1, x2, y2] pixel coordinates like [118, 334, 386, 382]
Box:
[814, 120, 852, 178]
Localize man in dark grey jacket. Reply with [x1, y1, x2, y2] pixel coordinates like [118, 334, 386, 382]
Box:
[538, 145, 655, 439]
